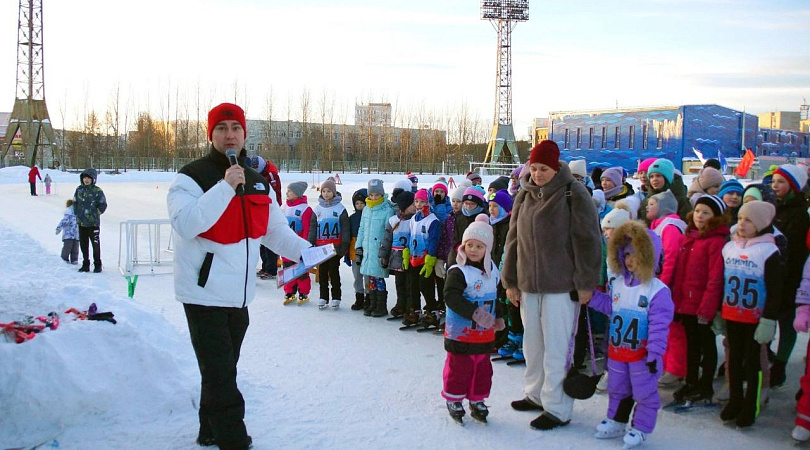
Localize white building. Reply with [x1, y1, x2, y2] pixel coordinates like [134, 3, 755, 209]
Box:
[355, 103, 392, 127]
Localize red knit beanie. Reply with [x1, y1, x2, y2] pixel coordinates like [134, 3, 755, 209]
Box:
[208, 103, 247, 141]
[529, 140, 560, 171]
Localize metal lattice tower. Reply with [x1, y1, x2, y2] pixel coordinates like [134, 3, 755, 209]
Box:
[481, 0, 528, 165]
[1, 0, 57, 168]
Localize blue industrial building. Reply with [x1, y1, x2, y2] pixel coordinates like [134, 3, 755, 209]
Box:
[548, 105, 758, 173]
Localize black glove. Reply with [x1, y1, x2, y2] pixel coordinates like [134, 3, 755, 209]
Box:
[355, 247, 363, 266]
[379, 258, 388, 269]
[646, 359, 658, 374]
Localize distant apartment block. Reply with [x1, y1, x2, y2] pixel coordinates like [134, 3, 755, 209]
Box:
[355, 103, 392, 127]
[758, 111, 801, 132]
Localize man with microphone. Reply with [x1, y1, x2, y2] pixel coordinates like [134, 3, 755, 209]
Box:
[167, 103, 312, 449]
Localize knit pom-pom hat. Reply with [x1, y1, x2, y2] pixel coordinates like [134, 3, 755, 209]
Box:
[457, 214, 495, 277]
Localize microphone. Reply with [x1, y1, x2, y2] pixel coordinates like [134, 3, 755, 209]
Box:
[225, 148, 244, 195]
[225, 148, 239, 166]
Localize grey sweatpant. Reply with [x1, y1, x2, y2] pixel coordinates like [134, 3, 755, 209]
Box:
[352, 263, 365, 294]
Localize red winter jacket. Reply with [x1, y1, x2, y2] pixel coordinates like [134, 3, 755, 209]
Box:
[671, 224, 730, 321]
[261, 161, 282, 205]
[28, 166, 41, 183]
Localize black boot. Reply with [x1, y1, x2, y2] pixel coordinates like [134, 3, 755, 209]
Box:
[530, 412, 570, 430]
[93, 261, 103, 273]
[351, 293, 364, 311]
[511, 397, 543, 412]
[720, 400, 742, 422]
[372, 291, 388, 317]
[771, 360, 786, 388]
[363, 292, 375, 316]
[78, 261, 90, 272]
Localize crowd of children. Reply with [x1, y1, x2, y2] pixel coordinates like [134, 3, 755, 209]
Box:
[263, 152, 810, 446]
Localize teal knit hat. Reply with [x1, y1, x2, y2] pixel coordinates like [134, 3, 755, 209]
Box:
[648, 158, 675, 184]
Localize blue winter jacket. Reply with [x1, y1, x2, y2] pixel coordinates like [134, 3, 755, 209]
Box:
[429, 192, 452, 224]
[355, 195, 395, 279]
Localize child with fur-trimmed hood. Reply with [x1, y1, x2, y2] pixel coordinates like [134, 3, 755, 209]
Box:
[587, 221, 674, 448]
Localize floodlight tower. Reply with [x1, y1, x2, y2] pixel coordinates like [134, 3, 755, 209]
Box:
[1, 0, 57, 167]
[481, 0, 528, 165]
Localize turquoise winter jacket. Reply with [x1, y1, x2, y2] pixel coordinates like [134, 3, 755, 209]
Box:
[355, 195, 395, 279]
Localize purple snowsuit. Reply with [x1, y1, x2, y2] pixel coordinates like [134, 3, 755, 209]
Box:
[589, 228, 674, 434]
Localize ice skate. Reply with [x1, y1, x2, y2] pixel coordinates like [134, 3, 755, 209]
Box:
[297, 294, 309, 306]
[622, 428, 646, 448]
[793, 425, 810, 443]
[330, 299, 341, 309]
[446, 401, 465, 424]
[594, 418, 625, 439]
[283, 293, 297, 305]
[469, 401, 488, 423]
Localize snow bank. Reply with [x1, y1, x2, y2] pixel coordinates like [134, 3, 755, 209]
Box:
[0, 224, 198, 449]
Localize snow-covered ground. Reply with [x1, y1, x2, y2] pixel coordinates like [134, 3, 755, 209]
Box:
[0, 166, 804, 449]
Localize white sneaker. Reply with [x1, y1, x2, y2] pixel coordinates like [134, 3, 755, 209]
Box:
[623, 428, 647, 448]
[793, 425, 810, 442]
[318, 298, 328, 308]
[657, 372, 682, 387]
[596, 372, 609, 392]
[330, 299, 341, 308]
[594, 418, 625, 439]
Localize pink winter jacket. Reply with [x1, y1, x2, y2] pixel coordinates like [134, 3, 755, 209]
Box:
[671, 224, 730, 321]
[651, 214, 686, 287]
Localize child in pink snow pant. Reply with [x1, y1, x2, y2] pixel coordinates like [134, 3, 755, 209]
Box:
[282, 262, 311, 297]
[442, 353, 493, 402]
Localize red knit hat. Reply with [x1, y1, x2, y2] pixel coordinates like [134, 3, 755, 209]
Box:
[208, 103, 247, 141]
[529, 140, 560, 171]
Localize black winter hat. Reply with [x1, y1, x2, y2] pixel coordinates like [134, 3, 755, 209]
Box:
[488, 176, 510, 192]
[352, 188, 368, 207]
[395, 191, 415, 212]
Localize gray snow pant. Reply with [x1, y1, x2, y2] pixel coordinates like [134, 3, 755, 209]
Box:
[61, 239, 79, 263]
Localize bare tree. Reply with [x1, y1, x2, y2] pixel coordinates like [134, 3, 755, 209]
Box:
[299, 88, 311, 172]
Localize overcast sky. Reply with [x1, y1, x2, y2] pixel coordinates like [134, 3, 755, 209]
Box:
[1, 0, 808, 139]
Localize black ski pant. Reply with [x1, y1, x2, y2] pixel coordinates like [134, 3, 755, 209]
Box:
[318, 255, 342, 301]
[727, 321, 762, 415]
[682, 314, 717, 397]
[259, 245, 277, 276]
[29, 181, 37, 196]
[406, 264, 437, 312]
[184, 303, 250, 449]
[435, 275, 445, 311]
[78, 225, 101, 265]
[393, 270, 408, 310]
